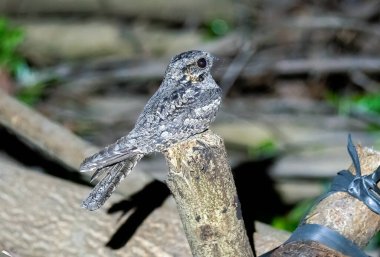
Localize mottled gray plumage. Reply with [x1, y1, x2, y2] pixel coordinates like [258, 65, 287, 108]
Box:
[80, 50, 222, 210]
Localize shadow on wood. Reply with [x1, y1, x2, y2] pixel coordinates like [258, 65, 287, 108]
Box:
[106, 180, 170, 249]
[0, 127, 89, 185]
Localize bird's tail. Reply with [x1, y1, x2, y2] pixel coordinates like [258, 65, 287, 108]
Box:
[81, 154, 143, 211]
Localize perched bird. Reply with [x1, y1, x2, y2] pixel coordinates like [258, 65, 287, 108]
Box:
[80, 50, 222, 210]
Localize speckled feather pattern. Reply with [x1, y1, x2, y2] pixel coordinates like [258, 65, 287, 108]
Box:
[80, 50, 222, 210]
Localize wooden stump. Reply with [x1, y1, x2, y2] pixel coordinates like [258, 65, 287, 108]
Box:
[164, 130, 254, 257]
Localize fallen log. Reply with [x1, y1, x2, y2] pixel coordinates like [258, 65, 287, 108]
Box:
[0, 157, 191, 257]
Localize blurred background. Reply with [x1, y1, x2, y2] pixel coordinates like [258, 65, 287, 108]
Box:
[0, 0, 380, 256]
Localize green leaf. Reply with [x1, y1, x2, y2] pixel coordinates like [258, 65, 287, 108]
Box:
[0, 17, 25, 74]
[16, 83, 48, 106]
[272, 199, 315, 232]
[203, 18, 231, 39]
[247, 139, 278, 159]
[355, 93, 380, 114]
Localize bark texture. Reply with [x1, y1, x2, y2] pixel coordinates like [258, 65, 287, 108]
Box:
[164, 130, 254, 257]
[0, 157, 191, 257]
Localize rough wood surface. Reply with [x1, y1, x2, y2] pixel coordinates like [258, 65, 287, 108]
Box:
[253, 222, 290, 256]
[164, 130, 254, 257]
[0, 157, 191, 257]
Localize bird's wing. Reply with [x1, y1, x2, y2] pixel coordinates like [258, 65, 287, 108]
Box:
[80, 84, 220, 173]
[78, 85, 183, 174]
[134, 84, 204, 128]
[131, 85, 221, 148]
[79, 136, 140, 173]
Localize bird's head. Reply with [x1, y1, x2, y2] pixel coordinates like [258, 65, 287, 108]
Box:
[165, 50, 216, 84]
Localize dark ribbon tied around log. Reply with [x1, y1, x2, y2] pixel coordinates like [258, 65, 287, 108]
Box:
[261, 134, 380, 257]
[331, 134, 380, 215]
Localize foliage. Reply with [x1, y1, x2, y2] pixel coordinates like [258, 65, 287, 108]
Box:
[326, 92, 380, 120]
[271, 198, 315, 232]
[353, 93, 380, 114]
[247, 139, 278, 159]
[0, 17, 49, 105]
[16, 82, 49, 106]
[0, 17, 24, 74]
[367, 233, 380, 251]
[204, 18, 230, 39]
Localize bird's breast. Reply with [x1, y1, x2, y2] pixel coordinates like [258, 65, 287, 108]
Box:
[193, 97, 221, 117]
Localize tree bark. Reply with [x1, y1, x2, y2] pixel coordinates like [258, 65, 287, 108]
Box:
[164, 130, 254, 257]
[0, 156, 192, 257]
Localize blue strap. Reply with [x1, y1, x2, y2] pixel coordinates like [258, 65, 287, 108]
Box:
[258, 223, 368, 257]
[285, 224, 368, 257]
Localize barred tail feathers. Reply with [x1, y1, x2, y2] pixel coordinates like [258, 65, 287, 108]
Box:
[81, 154, 143, 211]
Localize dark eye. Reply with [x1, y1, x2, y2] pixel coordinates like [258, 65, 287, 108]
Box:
[197, 58, 207, 68]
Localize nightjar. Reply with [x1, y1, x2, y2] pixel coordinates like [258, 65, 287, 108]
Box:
[80, 50, 222, 210]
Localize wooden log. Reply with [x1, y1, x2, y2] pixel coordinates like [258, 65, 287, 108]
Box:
[0, 156, 192, 257]
[266, 145, 380, 256]
[253, 222, 290, 256]
[0, 89, 97, 171]
[305, 145, 380, 248]
[0, 154, 293, 257]
[164, 130, 254, 257]
[0, 153, 289, 257]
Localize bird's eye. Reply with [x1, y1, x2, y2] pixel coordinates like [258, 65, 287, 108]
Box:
[197, 58, 207, 68]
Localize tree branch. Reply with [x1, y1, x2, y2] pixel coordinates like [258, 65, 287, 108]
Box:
[0, 89, 98, 171]
[164, 130, 254, 257]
